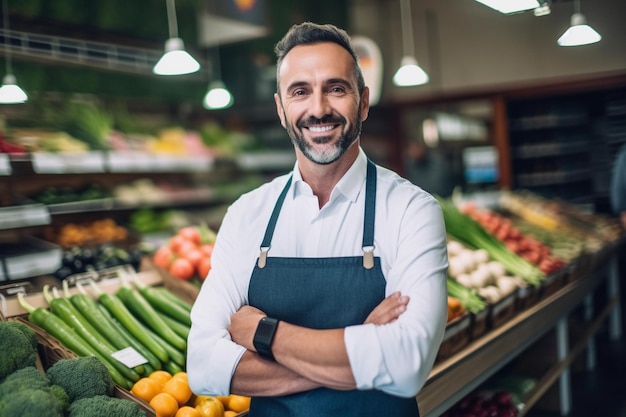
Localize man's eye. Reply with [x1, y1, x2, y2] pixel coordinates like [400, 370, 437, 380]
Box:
[329, 87, 346, 95]
[292, 89, 307, 96]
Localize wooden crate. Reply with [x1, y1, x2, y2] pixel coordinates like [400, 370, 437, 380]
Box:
[436, 313, 471, 362]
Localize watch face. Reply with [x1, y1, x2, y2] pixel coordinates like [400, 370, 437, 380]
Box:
[257, 319, 275, 338]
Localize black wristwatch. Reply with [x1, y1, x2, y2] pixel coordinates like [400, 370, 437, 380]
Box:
[253, 317, 279, 361]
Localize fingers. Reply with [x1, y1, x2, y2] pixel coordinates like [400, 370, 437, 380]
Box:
[364, 292, 410, 325]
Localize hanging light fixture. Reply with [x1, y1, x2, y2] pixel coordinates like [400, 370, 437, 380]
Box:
[393, 0, 429, 87]
[153, 0, 201, 76]
[474, 0, 539, 14]
[557, 0, 601, 47]
[203, 45, 233, 110]
[0, 0, 27, 104]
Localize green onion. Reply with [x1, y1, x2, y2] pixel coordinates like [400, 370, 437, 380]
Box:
[439, 198, 545, 286]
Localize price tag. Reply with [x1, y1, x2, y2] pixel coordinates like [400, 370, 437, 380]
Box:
[0, 154, 11, 175]
[0, 204, 50, 230]
[111, 347, 148, 368]
[32, 152, 105, 173]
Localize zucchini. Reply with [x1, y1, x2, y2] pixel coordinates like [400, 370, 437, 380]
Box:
[91, 281, 170, 364]
[17, 293, 132, 389]
[157, 310, 190, 340]
[94, 302, 162, 372]
[136, 283, 192, 326]
[151, 286, 192, 312]
[43, 286, 141, 383]
[117, 285, 187, 351]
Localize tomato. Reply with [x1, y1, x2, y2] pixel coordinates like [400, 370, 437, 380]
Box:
[177, 240, 199, 257]
[169, 235, 189, 252]
[199, 244, 214, 257]
[182, 248, 204, 268]
[178, 226, 202, 245]
[198, 257, 212, 280]
[154, 245, 175, 269]
[196, 397, 225, 417]
[169, 258, 195, 280]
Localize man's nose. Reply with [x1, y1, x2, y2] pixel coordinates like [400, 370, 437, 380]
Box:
[309, 92, 331, 118]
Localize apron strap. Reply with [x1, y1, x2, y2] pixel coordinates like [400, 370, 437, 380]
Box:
[259, 176, 292, 268]
[362, 159, 376, 269]
[258, 160, 377, 269]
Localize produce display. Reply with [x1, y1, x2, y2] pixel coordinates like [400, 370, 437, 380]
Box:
[131, 370, 250, 417]
[439, 198, 545, 287]
[152, 225, 217, 283]
[53, 244, 144, 280]
[458, 203, 566, 276]
[16, 271, 192, 390]
[0, 320, 147, 417]
[44, 218, 129, 248]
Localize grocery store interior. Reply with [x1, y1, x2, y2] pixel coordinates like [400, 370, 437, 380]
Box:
[1, 0, 626, 416]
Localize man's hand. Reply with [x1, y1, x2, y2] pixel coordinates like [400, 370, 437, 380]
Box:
[364, 291, 409, 325]
[229, 305, 267, 351]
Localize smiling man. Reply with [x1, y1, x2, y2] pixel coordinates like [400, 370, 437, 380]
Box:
[187, 22, 449, 417]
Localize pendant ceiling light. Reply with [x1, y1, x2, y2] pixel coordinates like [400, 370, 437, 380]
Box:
[474, 0, 540, 14]
[203, 43, 233, 110]
[393, 0, 429, 87]
[0, 0, 27, 104]
[557, 0, 601, 47]
[153, 0, 201, 76]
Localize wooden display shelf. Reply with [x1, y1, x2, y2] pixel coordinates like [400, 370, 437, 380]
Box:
[417, 255, 620, 417]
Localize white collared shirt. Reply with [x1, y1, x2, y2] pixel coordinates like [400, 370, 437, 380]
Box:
[187, 148, 448, 398]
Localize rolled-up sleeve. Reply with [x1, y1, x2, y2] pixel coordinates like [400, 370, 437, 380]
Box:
[345, 191, 448, 398]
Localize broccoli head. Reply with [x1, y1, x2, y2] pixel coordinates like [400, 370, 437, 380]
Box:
[0, 387, 65, 417]
[46, 355, 114, 402]
[0, 321, 38, 380]
[68, 394, 148, 417]
[0, 366, 50, 397]
[5, 320, 38, 349]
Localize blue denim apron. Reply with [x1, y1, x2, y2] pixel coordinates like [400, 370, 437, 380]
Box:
[247, 160, 420, 417]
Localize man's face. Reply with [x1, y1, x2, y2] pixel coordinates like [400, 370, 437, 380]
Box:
[274, 42, 369, 165]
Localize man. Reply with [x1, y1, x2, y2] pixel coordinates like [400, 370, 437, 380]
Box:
[187, 22, 448, 416]
[611, 143, 626, 228]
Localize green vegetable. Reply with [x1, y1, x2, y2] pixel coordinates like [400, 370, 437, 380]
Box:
[43, 285, 141, 384]
[17, 293, 132, 390]
[439, 198, 545, 286]
[0, 387, 66, 417]
[66, 281, 149, 374]
[68, 394, 147, 417]
[129, 313, 186, 368]
[117, 282, 187, 351]
[0, 320, 38, 380]
[94, 302, 162, 372]
[46, 356, 114, 402]
[447, 278, 487, 314]
[0, 366, 50, 396]
[90, 281, 169, 364]
[151, 286, 192, 313]
[131, 274, 192, 325]
[158, 310, 190, 339]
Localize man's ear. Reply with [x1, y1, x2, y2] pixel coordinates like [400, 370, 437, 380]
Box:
[360, 86, 370, 122]
[274, 93, 286, 128]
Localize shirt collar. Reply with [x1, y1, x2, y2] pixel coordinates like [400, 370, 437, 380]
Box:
[291, 147, 368, 204]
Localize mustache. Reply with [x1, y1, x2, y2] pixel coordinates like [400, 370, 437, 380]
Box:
[297, 115, 346, 128]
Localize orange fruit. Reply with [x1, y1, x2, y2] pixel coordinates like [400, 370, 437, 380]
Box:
[175, 406, 202, 417]
[215, 396, 230, 408]
[196, 396, 225, 417]
[163, 375, 193, 406]
[131, 377, 162, 403]
[172, 371, 188, 382]
[150, 392, 179, 417]
[227, 395, 251, 413]
[149, 370, 173, 389]
[194, 395, 213, 407]
[224, 411, 238, 417]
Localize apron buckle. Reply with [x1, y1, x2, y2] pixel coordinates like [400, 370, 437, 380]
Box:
[362, 246, 375, 269]
[258, 246, 270, 268]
